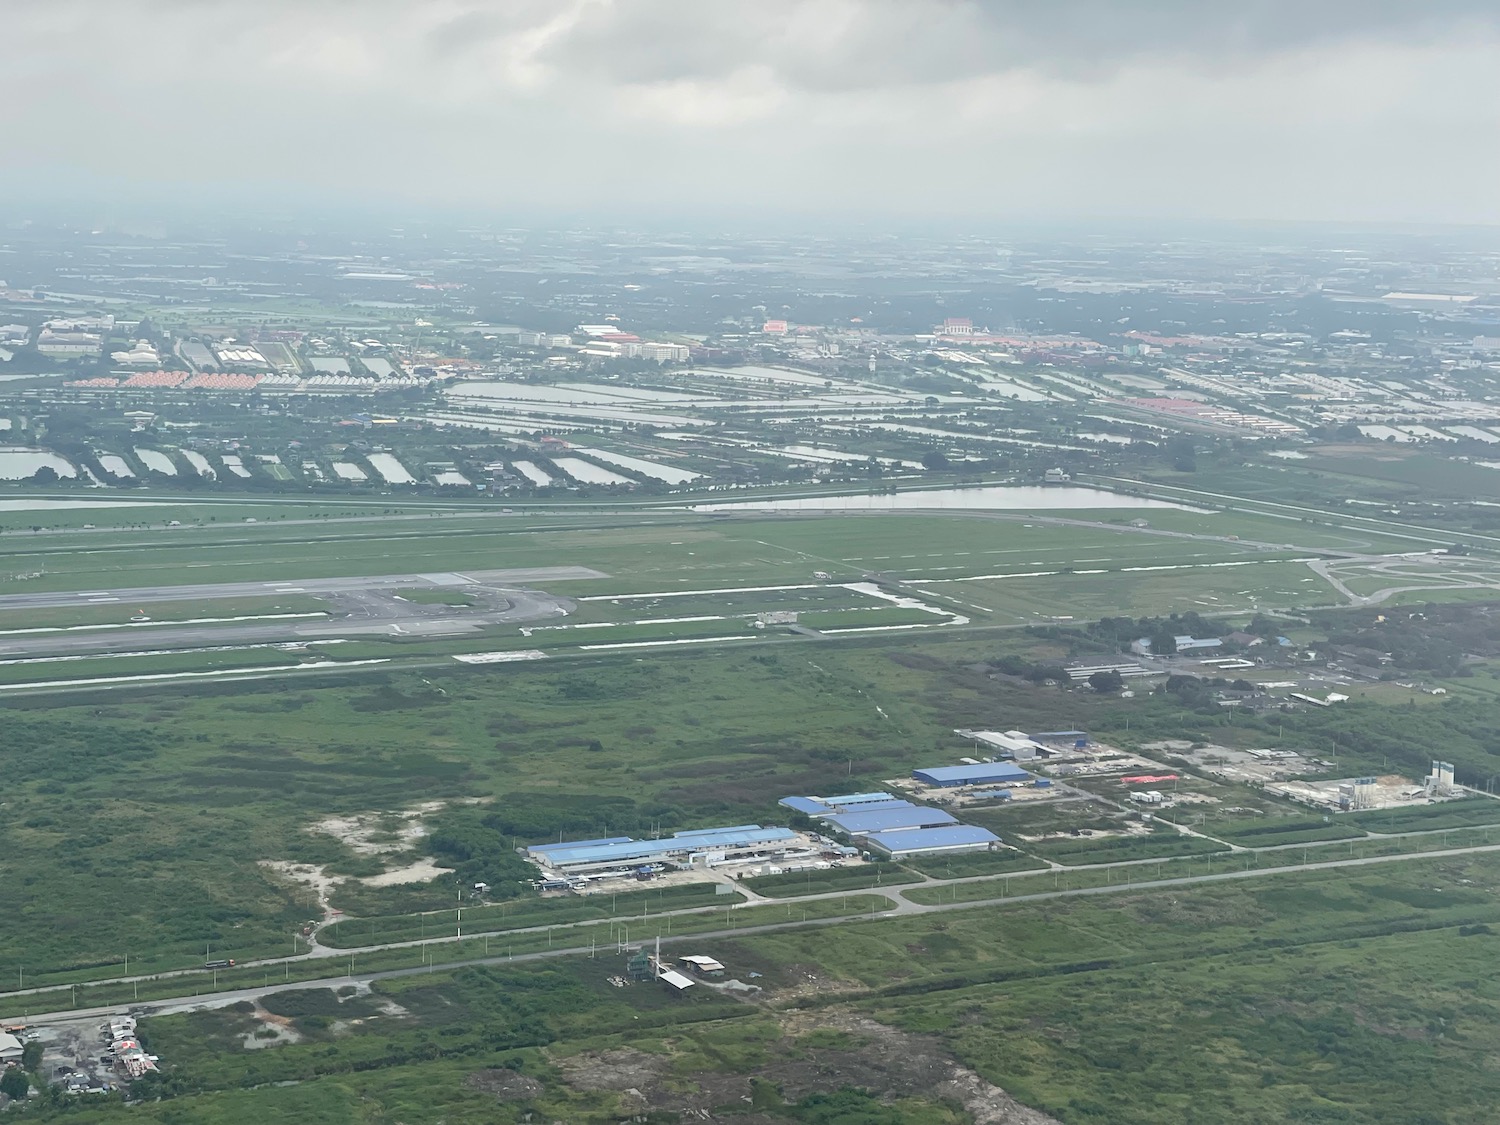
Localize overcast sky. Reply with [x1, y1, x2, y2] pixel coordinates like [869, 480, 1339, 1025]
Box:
[5, 0, 1500, 227]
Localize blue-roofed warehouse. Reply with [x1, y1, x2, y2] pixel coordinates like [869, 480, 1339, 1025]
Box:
[822, 805, 957, 836]
[827, 796, 908, 812]
[821, 792, 896, 806]
[863, 825, 1001, 858]
[913, 762, 1032, 788]
[778, 796, 832, 816]
[779, 793, 907, 817]
[526, 826, 799, 876]
[527, 836, 633, 856]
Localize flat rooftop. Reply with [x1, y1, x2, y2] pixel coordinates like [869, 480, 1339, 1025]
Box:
[529, 826, 799, 868]
[864, 824, 1001, 855]
[914, 762, 1032, 786]
[823, 805, 957, 836]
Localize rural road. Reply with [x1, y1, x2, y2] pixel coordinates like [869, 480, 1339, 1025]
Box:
[8, 836, 1499, 1027]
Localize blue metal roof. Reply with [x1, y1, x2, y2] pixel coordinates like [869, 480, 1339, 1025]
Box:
[528, 836, 632, 855]
[780, 794, 906, 816]
[823, 806, 956, 835]
[821, 792, 896, 806]
[671, 824, 763, 839]
[779, 796, 831, 815]
[823, 797, 908, 812]
[863, 825, 1000, 855]
[914, 762, 1032, 787]
[533, 826, 798, 868]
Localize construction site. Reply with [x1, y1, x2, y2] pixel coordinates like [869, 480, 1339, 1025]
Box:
[1148, 741, 1332, 786]
[1266, 761, 1466, 813]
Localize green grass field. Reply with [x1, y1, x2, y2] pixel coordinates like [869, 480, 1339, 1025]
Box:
[0, 480, 1498, 1123]
[0, 644, 952, 981]
[20, 851, 1500, 1124]
[0, 505, 1401, 602]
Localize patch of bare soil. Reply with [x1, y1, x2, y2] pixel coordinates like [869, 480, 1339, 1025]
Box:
[553, 1010, 1062, 1124]
[465, 1068, 545, 1101]
[258, 860, 339, 915]
[778, 963, 867, 999]
[777, 1011, 1062, 1125]
[314, 802, 444, 857]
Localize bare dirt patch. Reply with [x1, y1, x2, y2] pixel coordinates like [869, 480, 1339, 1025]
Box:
[313, 801, 446, 857]
[264, 801, 486, 910]
[465, 1068, 546, 1101]
[552, 1009, 1062, 1124]
[258, 860, 339, 916]
[243, 1007, 303, 1050]
[359, 857, 455, 887]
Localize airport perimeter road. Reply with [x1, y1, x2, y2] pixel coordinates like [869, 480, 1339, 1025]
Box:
[10, 839, 1500, 1025]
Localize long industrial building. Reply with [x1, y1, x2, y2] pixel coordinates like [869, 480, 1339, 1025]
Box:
[779, 793, 907, 816]
[820, 805, 957, 835]
[913, 762, 1032, 788]
[527, 825, 799, 877]
[863, 824, 1001, 858]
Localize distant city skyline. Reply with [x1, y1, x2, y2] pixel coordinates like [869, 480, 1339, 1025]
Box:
[4, 0, 1500, 227]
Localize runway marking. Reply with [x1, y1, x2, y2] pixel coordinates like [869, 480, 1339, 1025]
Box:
[0, 659, 391, 692]
[453, 650, 548, 664]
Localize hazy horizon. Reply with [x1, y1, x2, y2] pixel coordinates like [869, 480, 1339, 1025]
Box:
[5, 0, 1500, 229]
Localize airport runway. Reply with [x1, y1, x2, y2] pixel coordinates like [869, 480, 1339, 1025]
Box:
[0, 566, 605, 611]
[0, 567, 606, 660]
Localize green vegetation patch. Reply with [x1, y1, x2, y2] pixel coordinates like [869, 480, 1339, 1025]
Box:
[742, 864, 922, 897]
[1349, 798, 1500, 834]
[902, 850, 1050, 879]
[1204, 815, 1366, 846]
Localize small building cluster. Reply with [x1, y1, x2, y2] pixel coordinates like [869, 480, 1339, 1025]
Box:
[620, 942, 729, 995]
[100, 1017, 157, 1080]
[525, 824, 822, 888]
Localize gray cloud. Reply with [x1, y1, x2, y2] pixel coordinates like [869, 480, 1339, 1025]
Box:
[1, 0, 1498, 225]
[504, 0, 1500, 90]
